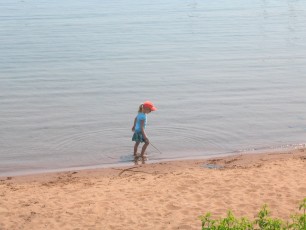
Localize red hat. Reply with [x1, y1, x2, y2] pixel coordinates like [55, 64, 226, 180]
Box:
[143, 101, 157, 111]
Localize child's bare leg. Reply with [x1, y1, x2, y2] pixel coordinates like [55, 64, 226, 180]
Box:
[140, 141, 149, 157]
[134, 142, 140, 156]
[133, 155, 139, 165]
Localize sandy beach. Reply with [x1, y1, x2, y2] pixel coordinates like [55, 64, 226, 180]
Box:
[0, 149, 305, 230]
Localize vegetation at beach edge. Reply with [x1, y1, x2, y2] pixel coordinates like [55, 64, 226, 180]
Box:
[199, 198, 306, 229]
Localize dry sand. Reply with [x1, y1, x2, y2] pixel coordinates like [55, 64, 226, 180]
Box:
[0, 149, 305, 230]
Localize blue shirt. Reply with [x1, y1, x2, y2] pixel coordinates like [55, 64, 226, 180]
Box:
[135, 113, 147, 132]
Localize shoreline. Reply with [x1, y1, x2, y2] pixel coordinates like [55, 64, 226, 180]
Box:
[1, 148, 305, 229]
[1, 144, 305, 178]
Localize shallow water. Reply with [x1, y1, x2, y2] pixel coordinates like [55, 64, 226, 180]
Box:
[1, 0, 306, 176]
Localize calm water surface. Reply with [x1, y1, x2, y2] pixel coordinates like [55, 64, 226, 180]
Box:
[1, 0, 306, 176]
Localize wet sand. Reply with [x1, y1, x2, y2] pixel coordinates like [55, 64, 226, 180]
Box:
[0, 148, 305, 230]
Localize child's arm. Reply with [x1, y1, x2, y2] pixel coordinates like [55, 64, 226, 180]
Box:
[140, 120, 149, 143]
[132, 117, 137, 132]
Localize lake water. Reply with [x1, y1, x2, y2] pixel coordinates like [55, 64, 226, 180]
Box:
[1, 0, 306, 176]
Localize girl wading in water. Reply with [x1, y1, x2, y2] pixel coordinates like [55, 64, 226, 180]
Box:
[131, 101, 157, 157]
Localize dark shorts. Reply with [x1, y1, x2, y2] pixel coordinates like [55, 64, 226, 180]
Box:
[132, 132, 145, 143]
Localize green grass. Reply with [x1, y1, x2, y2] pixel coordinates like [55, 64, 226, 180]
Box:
[199, 198, 306, 230]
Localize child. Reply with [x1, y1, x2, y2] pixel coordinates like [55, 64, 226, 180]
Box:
[132, 101, 157, 157]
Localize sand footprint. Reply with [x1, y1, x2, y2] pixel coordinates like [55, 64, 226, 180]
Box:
[166, 203, 181, 210]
